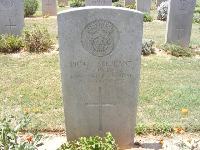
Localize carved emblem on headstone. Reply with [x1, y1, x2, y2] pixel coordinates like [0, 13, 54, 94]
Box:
[177, 0, 188, 13]
[81, 19, 119, 57]
[1, 0, 14, 8]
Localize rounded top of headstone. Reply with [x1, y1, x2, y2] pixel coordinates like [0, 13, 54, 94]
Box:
[57, 6, 144, 16]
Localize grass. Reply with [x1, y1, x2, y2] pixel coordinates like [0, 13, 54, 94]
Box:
[0, 54, 200, 131]
[138, 56, 200, 131]
[0, 0, 200, 133]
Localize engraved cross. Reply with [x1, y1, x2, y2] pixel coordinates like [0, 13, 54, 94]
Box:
[85, 86, 116, 135]
[46, 0, 52, 8]
[174, 27, 184, 40]
[5, 19, 16, 35]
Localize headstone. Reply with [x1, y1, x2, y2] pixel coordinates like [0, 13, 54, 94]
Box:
[136, 0, 151, 13]
[125, 0, 135, 6]
[42, 0, 57, 16]
[85, 0, 112, 6]
[0, 0, 24, 35]
[58, 0, 68, 6]
[165, 0, 196, 48]
[156, 0, 167, 7]
[58, 7, 143, 149]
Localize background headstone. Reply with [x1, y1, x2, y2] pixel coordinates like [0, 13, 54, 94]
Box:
[85, 0, 112, 6]
[0, 0, 24, 35]
[136, 0, 151, 13]
[125, 0, 135, 6]
[42, 0, 57, 16]
[156, 0, 167, 7]
[58, 0, 68, 6]
[165, 0, 196, 48]
[58, 7, 143, 149]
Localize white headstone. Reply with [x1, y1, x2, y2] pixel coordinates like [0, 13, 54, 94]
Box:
[136, 0, 151, 13]
[0, 0, 24, 35]
[125, 0, 135, 6]
[58, 0, 68, 6]
[165, 0, 196, 47]
[58, 7, 143, 149]
[42, 0, 57, 16]
[156, 0, 167, 7]
[85, 0, 112, 6]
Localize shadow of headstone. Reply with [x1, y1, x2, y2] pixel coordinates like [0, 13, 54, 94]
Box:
[141, 142, 162, 150]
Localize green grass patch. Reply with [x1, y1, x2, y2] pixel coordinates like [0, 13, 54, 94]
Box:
[0, 54, 200, 132]
[160, 44, 195, 57]
[135, 123, 173, 136]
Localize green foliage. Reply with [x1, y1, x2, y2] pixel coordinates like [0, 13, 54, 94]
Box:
[194, 9, 200, 13]
[43, 14, 50, 18]
[58, 2, 67, 7]
[142, 39, 155, 56]
[0, 34, 22, 53]
[135, 123, 173, 136]
[23, 0, 39, 17]
[0, 113, 43, 149]
[125, 5, 136, 9]
[135, 124, 149, 135]
[23, 24, 53, 53]
[152, 123, 173, 136]
[143, 13, 153, 22]
[112, 0, 119, 2]
[113, 2, 123, 7]
[161, 44, 195, 57]
[70, 0, 83, 7]
[193, 8, 200, 24]
[58, 132, 120, 150]
[157, 1, 168, 21]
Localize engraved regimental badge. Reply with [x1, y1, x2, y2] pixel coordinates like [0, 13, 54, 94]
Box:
[1, 0, 14, 8]
[177, 0, 188, 13]
[81, 19, 119, 57]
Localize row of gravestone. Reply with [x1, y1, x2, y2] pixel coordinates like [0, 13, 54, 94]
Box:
[44, 0, 153, 15]
[57, 0, 197, 149]
[0, 0, 196, 48]
[42, 0, 169, 15]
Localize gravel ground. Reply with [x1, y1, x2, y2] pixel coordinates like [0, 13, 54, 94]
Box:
[38, 133, 200, 150]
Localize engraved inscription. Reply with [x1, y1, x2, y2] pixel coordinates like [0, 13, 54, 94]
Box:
[69, 60, 134, 84]
[1, 0, 14, 8]
[92, 0, 105, 4]
[81, 19, 120, 57]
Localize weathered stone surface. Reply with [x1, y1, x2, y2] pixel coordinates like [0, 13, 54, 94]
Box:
[136, 0, 151, 13]
[156, 0, 167, 7]
[85, 0, 112, 6]
[125, 0, 135, 6]
[0, 0, 24, 35]
[165, 0, 196, 48]
[58, 7, 143, 149]
[42, 0, 57, 16]
[58, 0, 68, 6]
